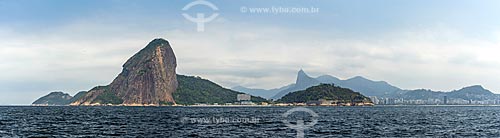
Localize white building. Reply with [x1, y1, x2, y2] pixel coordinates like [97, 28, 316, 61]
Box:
[237, 94, 251, 101]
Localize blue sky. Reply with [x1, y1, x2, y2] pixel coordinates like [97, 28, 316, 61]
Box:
[1, 0, 500, 104]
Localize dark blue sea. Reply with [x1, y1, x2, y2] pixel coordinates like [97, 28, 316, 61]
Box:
[1, 106, 500, 137]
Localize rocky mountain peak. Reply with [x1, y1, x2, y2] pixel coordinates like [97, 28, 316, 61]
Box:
[71, 38, 178, 106]
[298, 69, 306, 75]
[295, 69, 320, 90]
[296, 69, 314, 83]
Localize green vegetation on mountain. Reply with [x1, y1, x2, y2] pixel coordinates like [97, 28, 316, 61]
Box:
[174, 75, 268, 105]
[278, 84, 372, 103]
[32, 91, 87, 106]
[400, 85, 499, 101]
[32, 92, 72, 105]
[93, 90, 123, 105]
[68, 91, 88, 103]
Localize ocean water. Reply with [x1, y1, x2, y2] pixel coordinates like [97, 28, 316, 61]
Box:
[1, 106, 500, 137]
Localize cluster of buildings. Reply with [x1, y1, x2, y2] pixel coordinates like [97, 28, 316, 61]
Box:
[237, 94, 254, 105]
[369, 96, 500, 105]
[193, 94, 375, 106]
[194, 94, 258, 106]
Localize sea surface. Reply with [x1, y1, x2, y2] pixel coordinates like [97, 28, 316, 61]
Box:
[1, 106, 500, 137]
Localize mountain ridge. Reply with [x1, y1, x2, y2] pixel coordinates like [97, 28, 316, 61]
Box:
[71, 38, 179, 106]
[233, 70, 498, 102]
[399, 85, 498, 101]
[265, 70, 401, 100]
[231, 84, 292, 99]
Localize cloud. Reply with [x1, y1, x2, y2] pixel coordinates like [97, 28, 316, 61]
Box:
[168, 23, 500, 93]
[1, 14, 500, 104]
[0, 21, 174, 104]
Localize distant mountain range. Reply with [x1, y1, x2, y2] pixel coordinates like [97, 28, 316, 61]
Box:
[398, 85, 499, 101]
[234, 69, 401, 100]
[233, 69, 498, 102]
[232, 84, 292, 99]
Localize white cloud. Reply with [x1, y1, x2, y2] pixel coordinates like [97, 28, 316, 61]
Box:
[169, 23, 500, 93]
[0, 23, 169, 104]
[1, 18, 500, 104]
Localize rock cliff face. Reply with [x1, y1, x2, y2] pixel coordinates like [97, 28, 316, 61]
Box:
[71, 38, 178, 106]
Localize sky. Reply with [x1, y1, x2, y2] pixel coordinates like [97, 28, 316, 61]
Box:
[1, 0, 500, 105]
